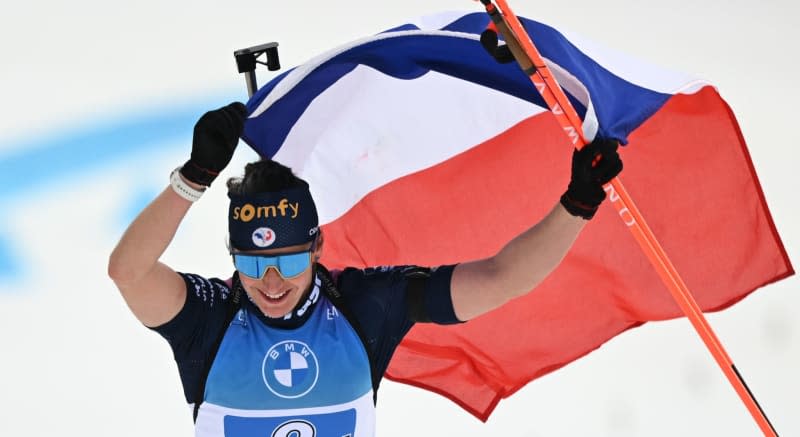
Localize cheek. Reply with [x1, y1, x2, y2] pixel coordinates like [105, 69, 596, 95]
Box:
[290, 269, 314, 290]
[237, 277, 255, 294]
[239, 275, 253, 286]
[238, 275, 266, 295]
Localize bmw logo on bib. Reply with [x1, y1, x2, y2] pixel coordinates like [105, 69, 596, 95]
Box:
[262, 340, 319, 399]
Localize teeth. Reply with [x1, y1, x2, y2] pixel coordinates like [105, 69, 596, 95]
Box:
[265, 290, 288, 300]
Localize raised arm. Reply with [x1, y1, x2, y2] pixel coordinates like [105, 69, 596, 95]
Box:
[107, 102, 246, 327]
[450, 139, 623, 321]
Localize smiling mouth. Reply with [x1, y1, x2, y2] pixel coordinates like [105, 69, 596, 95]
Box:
[262, 289, 290, 302]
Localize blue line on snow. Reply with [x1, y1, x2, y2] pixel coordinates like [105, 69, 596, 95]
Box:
[0, 95, 239, 200]
[0, 235, 20, 280]
[0, 93, 241, 283]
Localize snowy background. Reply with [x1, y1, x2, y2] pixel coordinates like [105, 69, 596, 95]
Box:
[0, 0, 797, 435]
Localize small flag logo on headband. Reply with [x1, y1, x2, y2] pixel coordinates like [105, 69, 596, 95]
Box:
[252, 227, 276, 248]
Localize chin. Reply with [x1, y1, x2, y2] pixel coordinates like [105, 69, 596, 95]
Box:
[261, 309, 286, 318]
[260, 305, 293, 318]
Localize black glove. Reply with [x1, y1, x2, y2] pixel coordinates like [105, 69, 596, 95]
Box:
[480, 29, 515, 64]
[180, 102, 247, 186]
[560, 138, 623, 220]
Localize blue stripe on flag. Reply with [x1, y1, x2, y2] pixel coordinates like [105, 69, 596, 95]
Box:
[243, 12, 673, 158]
[440, 12, 673, 138]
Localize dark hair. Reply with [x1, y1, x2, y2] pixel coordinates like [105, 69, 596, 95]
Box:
[227, 159, 309, 195]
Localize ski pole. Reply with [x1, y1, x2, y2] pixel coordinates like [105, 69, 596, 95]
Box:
[477, 1, 778, 435]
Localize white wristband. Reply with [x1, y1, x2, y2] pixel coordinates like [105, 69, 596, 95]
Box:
[170, 167, 206, 202]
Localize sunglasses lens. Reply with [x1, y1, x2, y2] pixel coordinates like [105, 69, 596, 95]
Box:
[276, 252, 311, 278]
[233, 252, 310, 279]
[234, 254, 265, 278]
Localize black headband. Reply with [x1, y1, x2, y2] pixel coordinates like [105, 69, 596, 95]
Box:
[228, 187, 319, 251]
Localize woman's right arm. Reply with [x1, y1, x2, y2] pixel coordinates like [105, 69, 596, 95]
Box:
[108, 179, 198, 327]
[107, 102, 247, 327]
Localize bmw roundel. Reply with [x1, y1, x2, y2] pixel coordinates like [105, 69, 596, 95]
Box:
[262, 340, 319, 399]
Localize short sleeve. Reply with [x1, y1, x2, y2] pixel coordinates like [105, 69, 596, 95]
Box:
[419, 265, 462, 325]
[333, 264, 461, 395]
[149, 272, 235, 403]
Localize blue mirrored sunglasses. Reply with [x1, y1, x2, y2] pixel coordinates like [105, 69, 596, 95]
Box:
[232, 249, 312, 280]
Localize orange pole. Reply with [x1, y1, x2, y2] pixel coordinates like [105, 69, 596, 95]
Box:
[480, 1, 778, 435]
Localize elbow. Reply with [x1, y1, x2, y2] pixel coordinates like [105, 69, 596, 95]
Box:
[107, 250, 135, 290]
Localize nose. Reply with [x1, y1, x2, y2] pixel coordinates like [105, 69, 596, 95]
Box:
[260, 267, 285, 290]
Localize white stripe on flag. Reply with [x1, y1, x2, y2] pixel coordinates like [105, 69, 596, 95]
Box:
[272, 66, 545, 224]
[250, 29, 486, 118]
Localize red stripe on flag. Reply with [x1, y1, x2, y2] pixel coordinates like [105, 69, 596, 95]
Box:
[318, 86, 793, 420]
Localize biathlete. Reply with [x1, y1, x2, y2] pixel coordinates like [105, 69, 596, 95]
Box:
[108, 101, 622, 436]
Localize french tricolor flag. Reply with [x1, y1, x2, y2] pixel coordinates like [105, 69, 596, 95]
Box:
[242, 11, 792, 420]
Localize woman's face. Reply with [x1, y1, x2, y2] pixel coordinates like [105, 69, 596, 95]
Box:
[236, 239, 321, 318]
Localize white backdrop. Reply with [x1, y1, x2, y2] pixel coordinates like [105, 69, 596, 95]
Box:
[0, 1, 797, 436]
